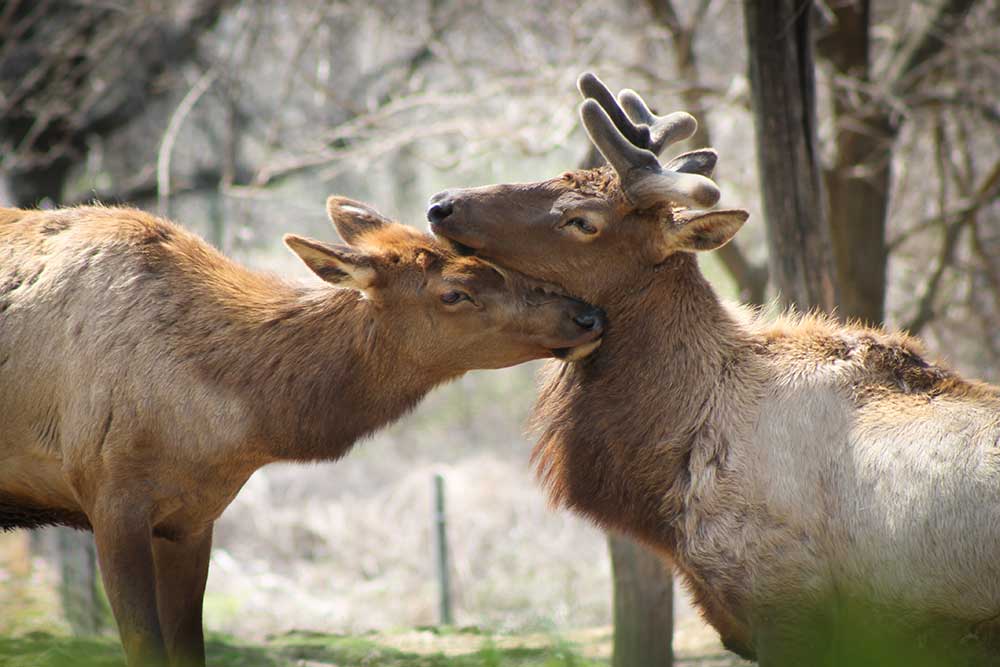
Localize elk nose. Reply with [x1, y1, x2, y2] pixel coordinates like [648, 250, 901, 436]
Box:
[427, 199, 454, 224]
[574, 307, 606, 333]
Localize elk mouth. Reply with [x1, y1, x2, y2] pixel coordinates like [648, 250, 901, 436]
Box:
[551, 339, 602, 362]
[430, 222, 482, 256]
[447, 238, 477, 257]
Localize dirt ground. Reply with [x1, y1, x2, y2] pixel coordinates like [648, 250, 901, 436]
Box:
[371, 620, 751, 665]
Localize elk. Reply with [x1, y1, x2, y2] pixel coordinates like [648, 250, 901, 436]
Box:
[0, 197, 604, 667]
[428, 73, 1000, 666]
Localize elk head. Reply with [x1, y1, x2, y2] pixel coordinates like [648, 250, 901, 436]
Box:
[427, 73, 749, 302]
[284, 196, 605, 370]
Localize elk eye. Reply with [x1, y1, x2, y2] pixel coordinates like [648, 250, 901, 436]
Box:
[440, 290, 470, 305]
[565, 217, 597, 234]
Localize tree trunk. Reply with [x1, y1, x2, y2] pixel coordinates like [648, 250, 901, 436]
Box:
[5, 160, 72, 208]
[744, 0, 839, 313]
[609, 535, 674, 667]
[818, 0, 979, 325]
[27, 528, 104, 635]
[820, 0, 893, 325]
[56, 529, 104, 634]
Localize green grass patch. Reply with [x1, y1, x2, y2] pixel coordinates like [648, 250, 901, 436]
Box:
[0, 629, 604, 667]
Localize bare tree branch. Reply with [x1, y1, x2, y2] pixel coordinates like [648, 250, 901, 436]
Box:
[904, 153, 1000, 333]
[647, 0, 768, 305]
[887, 0, 981, 97]
[65, 166, 244, 207]
[0, 0, 233, 206]
[157, 68, 218, 217]
[889, 156, 1000, 252]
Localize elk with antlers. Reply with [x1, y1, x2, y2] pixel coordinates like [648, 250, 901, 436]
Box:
[0, 197, 603, 667]
[429, 73, 1000, 666]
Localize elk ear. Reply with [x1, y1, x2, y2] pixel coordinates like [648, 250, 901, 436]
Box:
[326, 196, 393, 245]
[283, 234, 378, 290]
[668, 209, 749, 252]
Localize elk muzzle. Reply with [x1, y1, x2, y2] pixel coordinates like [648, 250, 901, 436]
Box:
[426, 192, 454, 224]
[550, 303, 605, 361]
[426, 190, 486, 256]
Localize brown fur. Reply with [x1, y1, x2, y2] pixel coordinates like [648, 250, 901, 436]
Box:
[431, 168, 1000, 666]
[0, 202, 603, 667]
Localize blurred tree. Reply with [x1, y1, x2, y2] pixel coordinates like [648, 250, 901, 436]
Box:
[0, 0, 231, 206]
[647, 0, 768, 306]
[744, 0, 839, 314]
[609, 537, 674, 667]
[744, 0, 989, 326]
[818, 0, 982, 324]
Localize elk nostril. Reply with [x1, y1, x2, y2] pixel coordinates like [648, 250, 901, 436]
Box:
[574, 310, 604, 332]
[427, 200, 454, 224]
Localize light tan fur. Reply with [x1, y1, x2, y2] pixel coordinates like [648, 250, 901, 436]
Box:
[0, 200, 603, 667]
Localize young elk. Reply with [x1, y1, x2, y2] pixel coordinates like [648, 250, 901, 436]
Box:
[0, 197, 604, 667]
[428, 73, 1000, 666]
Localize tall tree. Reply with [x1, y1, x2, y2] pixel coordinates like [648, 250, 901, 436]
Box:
[818, 0, 981, 324]
[744, 0, 839, 313]
[609, 538, 674, 667]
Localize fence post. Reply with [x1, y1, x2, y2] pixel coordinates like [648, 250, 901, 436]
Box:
[433, 473, 453, 625]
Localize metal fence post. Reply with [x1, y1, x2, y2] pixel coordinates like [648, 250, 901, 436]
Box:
[433, 473, 453, 625]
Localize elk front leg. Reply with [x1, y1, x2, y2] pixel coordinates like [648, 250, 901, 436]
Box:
[91, 502, 168, 667]
[153, 526, 213, 667]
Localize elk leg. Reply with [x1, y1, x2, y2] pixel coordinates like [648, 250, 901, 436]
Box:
[91, 503, 168, 667]
[153, 526, 213, 667]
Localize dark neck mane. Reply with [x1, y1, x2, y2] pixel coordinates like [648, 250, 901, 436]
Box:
[531, 253, 746, 548]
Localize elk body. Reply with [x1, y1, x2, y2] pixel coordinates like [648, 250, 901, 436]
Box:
[428, 73, 1000, 666]
[0, 198, 604, 667]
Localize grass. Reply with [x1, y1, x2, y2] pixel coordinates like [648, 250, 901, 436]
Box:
[0, 534, 748, 667]
[0, 629, 606, 667]
[0, 623, 757, 667]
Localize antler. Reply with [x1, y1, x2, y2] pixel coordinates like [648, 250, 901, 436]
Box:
[576, 72, 720, 210]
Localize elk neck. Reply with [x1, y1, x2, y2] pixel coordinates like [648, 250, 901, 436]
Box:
[531, 251, 752, 549]
[195, 280, 449, 463]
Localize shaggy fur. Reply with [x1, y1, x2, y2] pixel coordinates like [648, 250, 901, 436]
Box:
[0, 200, 602, 667]
[431, 166, 1000, 667]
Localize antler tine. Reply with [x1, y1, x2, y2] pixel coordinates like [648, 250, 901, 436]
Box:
[664, 148, 718, 178]
[579, 99, 659, 178]
[580, 99, 720, 210]
[616, 88, 655, 126]
[577, 72, 651, 150]
[618, 89, 697, 156]
[626, 165, 721, 210]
